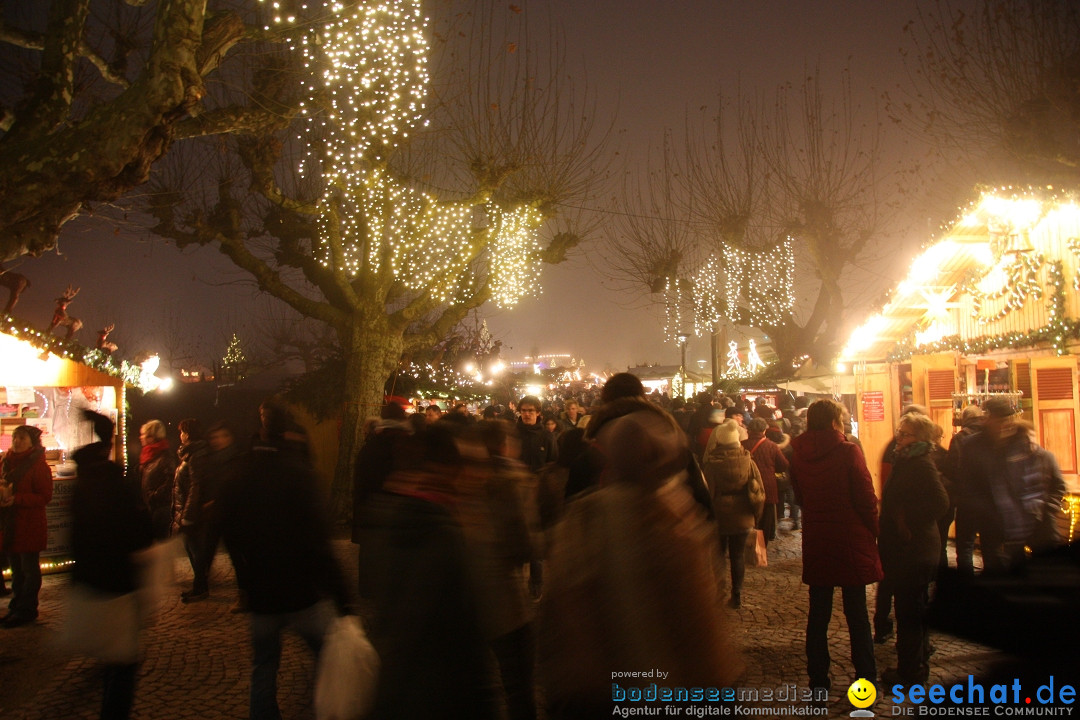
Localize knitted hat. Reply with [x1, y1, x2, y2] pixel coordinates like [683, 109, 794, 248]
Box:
[711, 418, 741, 447]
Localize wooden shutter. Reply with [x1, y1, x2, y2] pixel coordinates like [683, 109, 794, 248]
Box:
[1031, 357, 1080, 480]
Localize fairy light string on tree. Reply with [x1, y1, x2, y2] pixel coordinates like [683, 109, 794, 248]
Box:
[261, 0, 547, 309]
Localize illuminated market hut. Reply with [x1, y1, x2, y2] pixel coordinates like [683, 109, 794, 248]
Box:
[838, 189, 1080, 509]
[0, 321, 164, 573]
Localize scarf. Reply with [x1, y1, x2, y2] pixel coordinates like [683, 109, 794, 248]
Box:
[2, 446, 43, 489]
[896, 440, 932, 459]
[140, 439, 170, 466]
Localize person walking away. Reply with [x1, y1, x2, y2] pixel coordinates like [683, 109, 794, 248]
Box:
[218, 411, 354, 720]
[790, 399, 881, 694]
[878, 413, 950, 686]
[743, 417, 788, 546]
[702, 418, 765, 609]
[539, 407, 740, 718]
[172, 418, 212, 602]
[70, 411, 154, 719]
[203, 421, 245, 611]
[458, 421, 538, 720]
[0, 425, 53, 627]
[355, 424, 498, 720]
[138, 420, 175, 541]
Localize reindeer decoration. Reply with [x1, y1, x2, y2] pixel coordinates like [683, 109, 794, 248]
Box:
[47, 285, 83, 339]
[96, 323, 118, 355]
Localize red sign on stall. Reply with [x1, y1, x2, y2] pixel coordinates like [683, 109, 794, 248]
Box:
[862, 390, 885, 422]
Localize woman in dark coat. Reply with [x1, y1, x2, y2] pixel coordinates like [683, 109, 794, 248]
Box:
[138, 420, 175, 541]
[878, 413, 949, 686]
[790, 399, 881, 692]
[0, 425, 53, 627]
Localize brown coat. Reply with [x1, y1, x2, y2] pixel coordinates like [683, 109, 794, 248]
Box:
[701, 443, 765, 535]
[539, 479, 741, 711]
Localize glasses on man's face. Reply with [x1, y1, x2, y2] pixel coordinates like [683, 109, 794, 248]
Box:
[519, 407, 539, 414]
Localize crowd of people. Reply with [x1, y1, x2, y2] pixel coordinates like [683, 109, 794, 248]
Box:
[0, 378, 1069, 719]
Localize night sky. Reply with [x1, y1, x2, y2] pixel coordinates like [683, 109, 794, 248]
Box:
[7, 1, 963, 374]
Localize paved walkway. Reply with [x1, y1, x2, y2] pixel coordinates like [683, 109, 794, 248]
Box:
[0, 523, 1029, 719]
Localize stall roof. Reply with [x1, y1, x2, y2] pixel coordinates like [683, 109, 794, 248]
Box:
[839, 190, 1080, 363]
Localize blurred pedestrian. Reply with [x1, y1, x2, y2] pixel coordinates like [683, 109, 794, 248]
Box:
[218, 408, 353, 720]
[457, 421, 537, 720]
[355, 424, 497, 720]
[878, 412, 949, 686]
[70, 411, 153, 719]
[959, 397, 1066, 573]
[138, 419, 175, 541]
[790, 399, 881, 693]
[0, 425, 53, 627]
[539, 407, 740, 718]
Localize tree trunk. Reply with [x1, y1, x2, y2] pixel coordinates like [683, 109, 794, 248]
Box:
[329, 317, 403, 525]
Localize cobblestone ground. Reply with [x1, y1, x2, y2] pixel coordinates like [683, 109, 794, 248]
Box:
[0, 522, 1027, 719]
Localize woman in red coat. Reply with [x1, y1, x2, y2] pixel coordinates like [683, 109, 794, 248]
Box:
[0, 425, 54, 627]
[790, 399, 881, 694]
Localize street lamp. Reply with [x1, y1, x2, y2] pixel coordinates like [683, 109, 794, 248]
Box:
[676, 333, 690, 400]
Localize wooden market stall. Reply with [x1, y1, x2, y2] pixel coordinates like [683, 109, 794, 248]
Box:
[0, 322, 145, 572]
[838, 189, 1080, 504]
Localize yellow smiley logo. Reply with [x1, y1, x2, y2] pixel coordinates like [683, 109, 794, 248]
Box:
[847, 678, 877, 709]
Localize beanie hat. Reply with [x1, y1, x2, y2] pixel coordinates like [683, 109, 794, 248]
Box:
[711, 419, 741, 447]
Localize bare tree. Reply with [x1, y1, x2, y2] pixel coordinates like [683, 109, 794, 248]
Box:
[0, 1, 290, 260]
[143, 0, 608, 519]
[890, 0, 1080, 184]
[606, 70, 888, 369]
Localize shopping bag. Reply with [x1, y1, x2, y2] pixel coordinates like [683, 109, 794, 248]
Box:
[132, 536, 183, 624]
[744, 529, 768, 568]
[60, 584, 141, 663]
[315, 614, 380, 720]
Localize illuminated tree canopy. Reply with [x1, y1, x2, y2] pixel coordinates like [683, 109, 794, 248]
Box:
[0, 0, 606, 519]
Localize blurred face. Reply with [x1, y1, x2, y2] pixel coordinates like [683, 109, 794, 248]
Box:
[895, 422, 918, 450]
[519, 405, 540, 425]
[566, 402, 580, 419]
[208, 429, 233, 452]
[10, 431, 31, 453]
[139, 429, 154, 447]
[984, 414, 1016, 443]
[425, 406, 441, 423]
[545, 419, 558, 433]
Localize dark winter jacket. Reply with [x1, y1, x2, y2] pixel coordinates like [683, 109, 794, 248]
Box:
[351, 419, 412, 543]
[790, 428, 882, 587]
[357, 489, 497, 720]
[71, 443, 153, 595]
[139, 443, 176, 539]
[702, 442, 764, 535]
[517, 420, 557, 473]
[172, 439, 210, 532]
[219, 444, 351, 615]
[878, 446, 950, 587]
